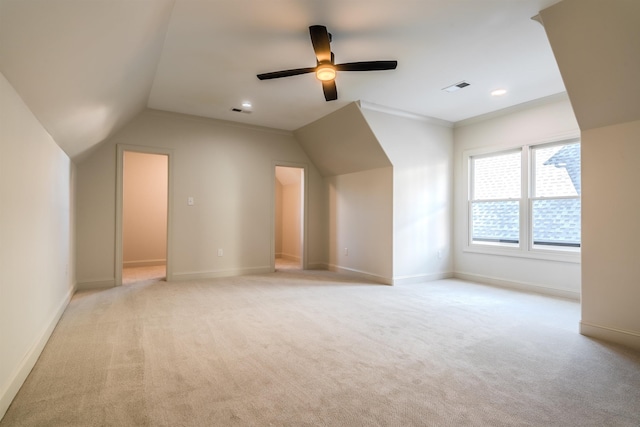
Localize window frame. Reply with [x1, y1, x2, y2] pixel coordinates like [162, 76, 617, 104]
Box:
[528, 139, 581, 253]
[469, 148, 522, 247]
[463, 134, 581, 263]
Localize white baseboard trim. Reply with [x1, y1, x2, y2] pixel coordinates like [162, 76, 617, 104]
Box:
[76, 279, 115, 290]
[392, 272, 453, 286]
[277, 253, 300, 262]
[580, 321, 640, 352]
[328, 264, 392, 285]
[0, 286, 73, 420]
[123, 259, 166, 268]
[173, 266, 273, 281]
[306, 262, 328, 270]
[454, 271, 580, 300]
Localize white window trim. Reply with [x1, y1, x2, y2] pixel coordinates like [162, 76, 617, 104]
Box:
[462, 133, 581, 264]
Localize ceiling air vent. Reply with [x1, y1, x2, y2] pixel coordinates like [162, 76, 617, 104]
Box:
[231, 108, 252, 114]
[442, 81, 470, 93]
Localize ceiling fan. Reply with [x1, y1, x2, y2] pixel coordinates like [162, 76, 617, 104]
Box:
[257, 25, 398, 102]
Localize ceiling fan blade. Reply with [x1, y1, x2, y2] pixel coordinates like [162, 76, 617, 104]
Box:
[322, 80, 338, 101]
[335, 61, 398, 72]
[257, 67, 316, 80]
[309, 25, 332, 63]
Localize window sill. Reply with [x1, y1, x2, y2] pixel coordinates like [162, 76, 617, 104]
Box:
[463, 244, 581, 263]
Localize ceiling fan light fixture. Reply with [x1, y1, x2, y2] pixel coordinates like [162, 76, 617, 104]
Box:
[256, 25, 397, 101]
[316, 64, 336, 81]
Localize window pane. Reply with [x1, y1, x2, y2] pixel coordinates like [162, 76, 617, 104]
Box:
[533, 142, 581, 197]
[472, 200, 519, 243]
[472, 151, 521, 200]
[532, 198, 581, 247]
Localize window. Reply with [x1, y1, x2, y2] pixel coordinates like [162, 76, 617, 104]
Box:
[470, 150, 521, 246]
[531, 142, 581, 249]
[466, 138, 580, 261]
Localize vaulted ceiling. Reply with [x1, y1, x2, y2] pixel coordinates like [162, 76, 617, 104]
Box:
[0, 0, 564, 160]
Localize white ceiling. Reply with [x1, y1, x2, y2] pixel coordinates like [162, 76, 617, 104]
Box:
[0, 0, 565, 160]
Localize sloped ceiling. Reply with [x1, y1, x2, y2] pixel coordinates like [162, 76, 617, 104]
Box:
[540, 0, 640, 130]
[0, 0, 174, 160]
[294, 102, 391, 176]
[0, 0, 565, 161]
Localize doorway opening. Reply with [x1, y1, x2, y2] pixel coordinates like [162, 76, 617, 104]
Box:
[275, 165, 305, 271]
[116, 147, 170, 286]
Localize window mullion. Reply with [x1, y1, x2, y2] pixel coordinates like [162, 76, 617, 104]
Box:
[521, 147, 529, 252]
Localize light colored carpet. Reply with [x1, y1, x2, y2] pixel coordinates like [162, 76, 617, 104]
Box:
[122, 265, 166, 285]
[2, 270, 639, 426]
[275, 257, 301, 272]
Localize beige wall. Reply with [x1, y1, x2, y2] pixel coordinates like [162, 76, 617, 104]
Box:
[123, 151, 168, 267]
[540, 0, 640, 131]
[76, 109, 326, 286]
[276, 167, 303, 262]
[0, 72, 75, 418]
[294, 102, 391, 176]
[281, 180, 302, 261]
[540, 0, 640, 349]
[295, 102, 395, 282]
[581, 120, 640, 349]
[275, 180, 283, 255]
[327, 167, 393, 283]
[360, 108, 454, 284]
[299, 102, 452, 285]
[452, 96, 581, 297]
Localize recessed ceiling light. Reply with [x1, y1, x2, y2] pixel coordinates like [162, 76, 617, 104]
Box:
[491, 89, 507, 96]
[242, 101, 252, 108]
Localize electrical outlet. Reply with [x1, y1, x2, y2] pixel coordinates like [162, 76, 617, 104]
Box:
[187, 197, 194, 206]
[217, 248, 223, 257]
[344, 247, 348, 256]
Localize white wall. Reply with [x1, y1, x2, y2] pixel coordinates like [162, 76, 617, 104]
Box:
[327, 167, 393, 283]
[0, 72, 75, 419]
[76, 109, 326, 286]
[453, 96, 581, 298]
[580, 120, 640, 350]
[123, 151, 168, 267]
[360, 108, 454, 284]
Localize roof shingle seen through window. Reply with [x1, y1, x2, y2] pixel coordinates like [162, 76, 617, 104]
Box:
[472, 143, 581, 245]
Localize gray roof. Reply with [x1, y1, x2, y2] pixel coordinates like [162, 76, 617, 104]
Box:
[472, 199, 580, 245]
[543, 143, 581, 195]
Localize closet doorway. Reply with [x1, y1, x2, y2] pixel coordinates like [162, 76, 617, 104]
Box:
[274, 165, 306, 271]
[116, 145, 172, 286]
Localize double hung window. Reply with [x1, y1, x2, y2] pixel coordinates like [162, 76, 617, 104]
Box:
[530, 142, 581, 248]
[467, 138, 580, 260]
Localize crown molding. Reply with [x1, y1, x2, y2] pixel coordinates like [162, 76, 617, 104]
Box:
[358, 100, 454, 128]
[454, 92, 570, 128]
